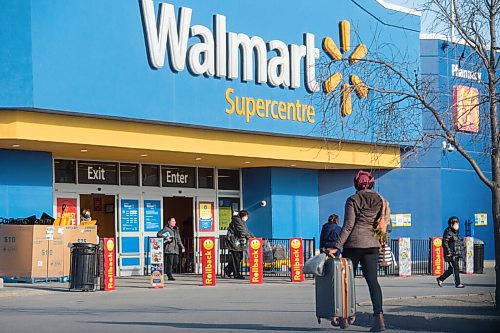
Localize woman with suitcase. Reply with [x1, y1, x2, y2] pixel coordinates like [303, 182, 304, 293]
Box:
[327, 170, 387, 332]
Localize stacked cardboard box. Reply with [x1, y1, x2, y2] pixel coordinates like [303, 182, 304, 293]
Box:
[0, 225, 97, 279]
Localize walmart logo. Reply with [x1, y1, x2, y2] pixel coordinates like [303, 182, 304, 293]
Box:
[322, 21, 368, 116]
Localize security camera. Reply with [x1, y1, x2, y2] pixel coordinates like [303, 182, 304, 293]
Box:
[447, 143, 455, 152]
[97, 187, 102, 192]
[260, 200, 267, 207]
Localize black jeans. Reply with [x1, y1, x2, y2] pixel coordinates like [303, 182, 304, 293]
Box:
[342, 247, 383, 315]
[226, 250, 243, 278]
[164, 253, 179, 279]
[438, 259, 461, 286]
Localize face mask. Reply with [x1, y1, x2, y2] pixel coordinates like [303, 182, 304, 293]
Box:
[242, 216, 248, 222]
[84, 213, 90, 218]
[452, 223, 459, 230]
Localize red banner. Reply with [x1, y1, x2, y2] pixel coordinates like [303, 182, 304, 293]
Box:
[431, 237, 444, 276]
[249, 238, 263, 284]
[290, 238, 304, 282]
[99, 238, 116, 291]
[201, 237, 216, 286]
[57, 198, 77, 226]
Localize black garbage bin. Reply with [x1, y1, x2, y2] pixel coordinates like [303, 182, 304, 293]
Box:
[69, 243, 99, 291]
[473, 239, 485, 274]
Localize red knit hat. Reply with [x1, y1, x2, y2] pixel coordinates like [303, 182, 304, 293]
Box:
[354, 170, 374, 190]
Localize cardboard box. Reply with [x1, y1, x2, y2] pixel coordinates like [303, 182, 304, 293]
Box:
[0, 225, 50, 278]
[62, 226, 98, 277]
[48, 227, 64, 277]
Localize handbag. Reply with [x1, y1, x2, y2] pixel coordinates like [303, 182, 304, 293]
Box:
[378, 243, 395, 267]
[373, 195, 391, 246]
[302, 253, 327, 276]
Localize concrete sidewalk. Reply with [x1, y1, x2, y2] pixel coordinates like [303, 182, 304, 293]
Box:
[0, 269, 498, 332]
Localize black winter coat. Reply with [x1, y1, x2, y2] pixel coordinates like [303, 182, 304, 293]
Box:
[442, 226, 463, 260]
[226, 216, 254, 252]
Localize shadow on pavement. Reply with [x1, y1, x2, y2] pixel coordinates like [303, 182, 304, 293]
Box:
[354, 311, 500, 332]
[86, 321, 330, 331]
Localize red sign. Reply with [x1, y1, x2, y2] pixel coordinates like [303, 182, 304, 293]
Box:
[290, 238, 304, 282]
[201, 237, 216, 286]
[57, 198, 77, 226]
[431, 237, 444, 276]
[249, 238, 263, 284]
[99, 238, 116, 291]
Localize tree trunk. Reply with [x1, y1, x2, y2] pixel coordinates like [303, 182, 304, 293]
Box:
[493, 176, 500, 312]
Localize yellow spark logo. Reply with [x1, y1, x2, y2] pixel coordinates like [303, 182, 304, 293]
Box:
[322, 20, 368, 116]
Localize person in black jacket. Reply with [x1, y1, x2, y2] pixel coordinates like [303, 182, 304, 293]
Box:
[437, 216, 465, 288]
[224, 210, 254, 279]
[320, 214, 341, 256]
[157, 217, 185, 281]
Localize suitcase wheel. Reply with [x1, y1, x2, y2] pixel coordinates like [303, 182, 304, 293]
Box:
[348, 316, 356, 325]
[317, 317, 321, 324]
[330, 317, 340, 327]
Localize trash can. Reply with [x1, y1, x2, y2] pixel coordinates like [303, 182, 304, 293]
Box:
[69, 243, 99, 291]
[473, 239, 485, 274]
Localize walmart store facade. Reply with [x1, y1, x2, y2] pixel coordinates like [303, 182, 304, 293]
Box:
[0, 0, 493, 275]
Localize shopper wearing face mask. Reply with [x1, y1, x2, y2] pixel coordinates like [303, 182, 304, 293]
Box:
[224, 210, 254, 279]
[80, 209, 92, 222]
[157, 217, 185, 281]
[437, 216, 465, 288]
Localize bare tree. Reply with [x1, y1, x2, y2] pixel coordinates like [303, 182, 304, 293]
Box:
[315, 0, 499, 310]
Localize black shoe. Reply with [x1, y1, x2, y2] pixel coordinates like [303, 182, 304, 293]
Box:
[234, 276, 245, 280]
[224, 268, 233, 277]
[168, 277, 176, 281]
[436, 278, 443, 287]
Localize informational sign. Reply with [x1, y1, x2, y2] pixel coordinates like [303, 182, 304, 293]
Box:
[199, 202, 215, 232]
[390, 214, 412, 227]
[431, 237, 445, 276]
[452, 85, 480, 133]
[398, 238, 411, 277]
[121, 200, 139, 232]
[201, 237, 216, 286]
[249, 238, 263, 284]
[290, 238, 304, 282]
[149, 237, 164, 288]
[161, 166, 196, 188]
[77, 161, 118, 185]
[99, 238, 116, 291]
[219, 207, 232, 230]
[474, 213, 487, 226]
[57, 198, 77, 226]
[465, 237, 474, 275]
[144, 200, 161, 232]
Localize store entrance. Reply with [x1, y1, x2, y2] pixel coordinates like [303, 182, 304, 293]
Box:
[80, 194, 115, 239]
[163, 197, 194, 272]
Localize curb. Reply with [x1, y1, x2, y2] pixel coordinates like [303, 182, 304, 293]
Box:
[356, 293, 494, 306]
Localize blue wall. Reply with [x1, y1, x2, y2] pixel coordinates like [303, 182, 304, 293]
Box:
[243, 167, 319, 240]
[0, 150, 53, 218]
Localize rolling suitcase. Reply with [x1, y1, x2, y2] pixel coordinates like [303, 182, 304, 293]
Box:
[315, 257, 356, 327]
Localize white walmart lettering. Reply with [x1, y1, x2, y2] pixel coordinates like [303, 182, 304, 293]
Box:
[140, 0, 320, 92]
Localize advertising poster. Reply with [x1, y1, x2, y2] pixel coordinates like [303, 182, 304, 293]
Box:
[249, 238, 263, 284]
[431, 237, 445, 276]
[465, 237, 474, 275]
[99, 238, 116, 291]
[201, 237, 216, 286]
[474, 213, 487, 226]
[219, 207, 232, 230]
[199, 202, 215, 232]
[398, 238, 411, 277]
[390, 214, 411, 227]
[149, 237, 164, 288]
[144, 200, 161, 232]
[57, 198, 77, 226]
[290, 238, 304, 282]
[121, 199, 139, 232]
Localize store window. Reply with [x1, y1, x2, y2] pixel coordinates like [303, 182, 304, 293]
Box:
[161, 166, 196, 188]
[120, 163, 139, 186]
[218, 169, 240, 190]
[78, 161, 118, 185]
[54, 159, 76, 184]
[219, 197, 240, 230]
[142, 164, 160, 187]
[198, 168, 214, 189]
